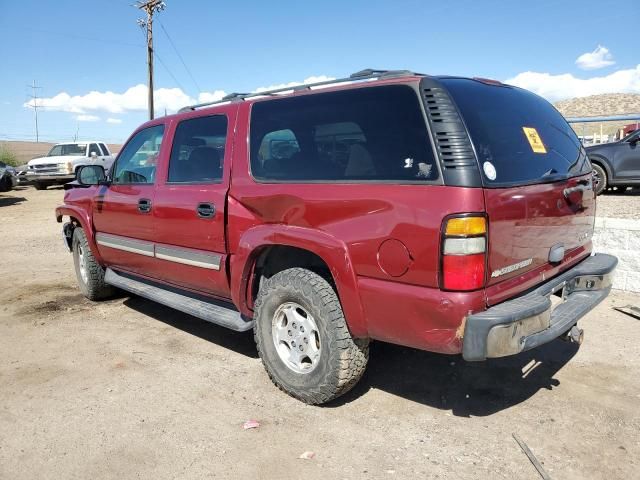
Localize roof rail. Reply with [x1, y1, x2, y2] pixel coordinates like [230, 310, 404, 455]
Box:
[177, 68, 423, 113]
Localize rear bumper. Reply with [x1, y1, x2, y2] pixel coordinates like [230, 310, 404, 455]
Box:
[462, 253, 617, 361]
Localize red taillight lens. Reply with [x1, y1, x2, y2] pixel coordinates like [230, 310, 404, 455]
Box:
[441, 215, 487, 291]
[442, 253, 485, 290]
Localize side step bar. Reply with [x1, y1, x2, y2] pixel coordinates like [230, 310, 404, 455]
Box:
[104, 268, 253, 332]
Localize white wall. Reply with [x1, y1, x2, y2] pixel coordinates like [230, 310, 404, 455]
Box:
[592, 217, 640, 292]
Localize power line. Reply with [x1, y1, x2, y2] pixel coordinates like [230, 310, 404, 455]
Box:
[136, 0, 166, 120]
[159, 21, 201, 93]
[135, 18, 189, 96]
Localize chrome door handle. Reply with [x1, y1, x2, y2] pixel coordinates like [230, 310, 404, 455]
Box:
[196, 202, 215, 218]
[138, 198, 152, 213]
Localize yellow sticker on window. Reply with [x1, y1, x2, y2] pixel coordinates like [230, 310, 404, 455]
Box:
[522, 127, 547, 154]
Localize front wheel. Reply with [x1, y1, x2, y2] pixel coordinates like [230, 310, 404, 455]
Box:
[33, 182, 49, 190]
[254, 268, 369, 404]
[72, 228, 114, 300]
[592, 164, 607, 195]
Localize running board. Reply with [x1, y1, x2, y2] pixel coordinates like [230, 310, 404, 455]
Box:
[104, 268, 253, 332]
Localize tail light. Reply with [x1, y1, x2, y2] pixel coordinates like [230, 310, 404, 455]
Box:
[441, 215, 487, 291]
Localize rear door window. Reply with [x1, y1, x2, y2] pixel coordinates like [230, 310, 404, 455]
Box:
[168, 115, 227, 183]
[441, 78, 590, 186]
[250, 85, 438, 182]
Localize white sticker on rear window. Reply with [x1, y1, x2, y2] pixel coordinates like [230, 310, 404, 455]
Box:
[483, 161, 497, 180]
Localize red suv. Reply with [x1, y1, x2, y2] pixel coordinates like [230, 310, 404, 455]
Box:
[56, 69, 617, 404]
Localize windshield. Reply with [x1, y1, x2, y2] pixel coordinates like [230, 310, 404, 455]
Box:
[621, 129, 639, 142]
[441, 78, 591, 187]
[48, 144, 87, 156]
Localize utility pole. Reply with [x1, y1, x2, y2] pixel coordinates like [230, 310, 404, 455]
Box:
[28, 80, 42, 142]
[137, 0, 165, 120]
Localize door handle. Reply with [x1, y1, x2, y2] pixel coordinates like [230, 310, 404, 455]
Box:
[563, 184, 590, 199]
[138, 198, 152, 213]
[196, 202, 215, 218]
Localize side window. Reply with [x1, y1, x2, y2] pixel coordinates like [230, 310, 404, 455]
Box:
[89, 143, 100, 156]
[249, 86, 438, 182]
[99, 143, 109, 155]
[112, 125, 164, 185]
[168, 115, 227, 183]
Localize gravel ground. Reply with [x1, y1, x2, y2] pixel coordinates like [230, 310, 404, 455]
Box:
[596, 188, 640, 219]
[1, 186, 639, 480]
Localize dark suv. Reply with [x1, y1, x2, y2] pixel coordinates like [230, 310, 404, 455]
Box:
[587, 129, 640, 194]
[56, 69, 617, 404]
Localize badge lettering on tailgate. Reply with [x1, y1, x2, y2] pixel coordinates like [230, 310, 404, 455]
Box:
[491, 258, 534, 278]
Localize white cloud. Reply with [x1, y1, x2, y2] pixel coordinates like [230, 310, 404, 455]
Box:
[22, 75, 334, 115]
[197, 90, 227, 103]
[575, 45, 615, 70]
[505, 64, 640, 102]
[75, 114, 100, 122]
[24, 84, 194, 115]
[254, 75, 335, 93]
[106, 117, 122, 124]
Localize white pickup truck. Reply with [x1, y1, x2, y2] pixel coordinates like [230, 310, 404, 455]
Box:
[24, 141, 116, 190]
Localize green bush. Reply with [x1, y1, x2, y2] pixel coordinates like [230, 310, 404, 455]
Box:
[0, 147, 19, 167]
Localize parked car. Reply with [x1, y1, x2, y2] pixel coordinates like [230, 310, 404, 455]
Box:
[587, 129, 640, 194]
[0, 161, 18, 192]
[24, 141, 115, 190]
[56, 69, 617, 404]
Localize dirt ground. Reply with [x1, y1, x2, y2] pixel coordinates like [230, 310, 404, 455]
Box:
[1, 186, 639, 480]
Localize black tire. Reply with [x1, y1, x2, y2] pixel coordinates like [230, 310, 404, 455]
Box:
[254, 267, 369, 405]
[33, 182, 48, 190]
[0, 176, 9, 192]
[592, 164, 607, 195]
[72, 227, 114, 300]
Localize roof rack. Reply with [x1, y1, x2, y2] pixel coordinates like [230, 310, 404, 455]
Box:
[178, 69, 423, 113]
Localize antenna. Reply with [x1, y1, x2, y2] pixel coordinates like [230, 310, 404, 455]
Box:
[136, 0, 166, 120]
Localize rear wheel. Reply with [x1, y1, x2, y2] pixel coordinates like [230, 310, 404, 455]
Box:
[33, 182, 49, 190]
[254, 267, 369, 404]
[592, 164, 607, 195]
[72, 228, 114, 300]
[0, 176, 10, 192]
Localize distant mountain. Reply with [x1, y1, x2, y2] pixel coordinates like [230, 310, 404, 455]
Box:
[554, 93, 640, 137]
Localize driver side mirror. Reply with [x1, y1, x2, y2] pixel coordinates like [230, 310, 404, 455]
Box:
[77, 164, 107, 186]
[90, 151, 98, 159]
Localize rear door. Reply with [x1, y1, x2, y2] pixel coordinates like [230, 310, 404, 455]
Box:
[441, 79, 595, 304]
[92, 124, 165, 276]
[150, 107, 238, 299]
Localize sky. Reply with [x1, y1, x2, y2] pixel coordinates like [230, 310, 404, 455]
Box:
[0, 0, 637, 144]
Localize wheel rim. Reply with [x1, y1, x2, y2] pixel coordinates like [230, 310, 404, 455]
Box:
[272, 302, 321, 374]
[77, 244, 88, 284]
[592, 168, 602, 191]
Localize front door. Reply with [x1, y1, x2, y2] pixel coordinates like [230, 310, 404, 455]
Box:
[92, 123, 165, 276]
[614, 131, 640, 180]
[151, 108, 237, 299]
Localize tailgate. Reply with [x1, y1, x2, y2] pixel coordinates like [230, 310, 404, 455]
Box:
[484, 172, 595, 304]
[438, 78, 596, 304]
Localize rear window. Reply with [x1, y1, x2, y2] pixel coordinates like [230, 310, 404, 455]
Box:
[441, 79, 590, 186]
[250, 85, 439, 183]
